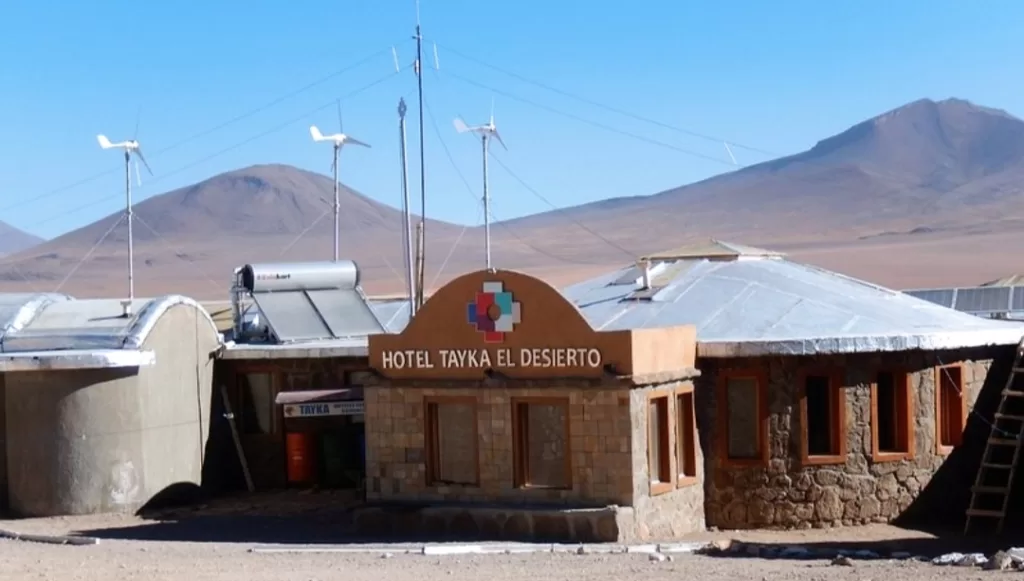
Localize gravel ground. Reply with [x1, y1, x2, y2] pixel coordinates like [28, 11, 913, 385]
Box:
[0, 500, 1009, 581]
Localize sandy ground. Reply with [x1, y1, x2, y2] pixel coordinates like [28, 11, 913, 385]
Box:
[0, 500, 1010, 581]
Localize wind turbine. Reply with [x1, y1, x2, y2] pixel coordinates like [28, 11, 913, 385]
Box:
[310, 101, 371, 262]
[96, 126, 153, 312]
[454, 99, 506, 270]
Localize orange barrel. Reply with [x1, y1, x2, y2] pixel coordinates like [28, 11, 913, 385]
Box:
[285, 432, 316, 485]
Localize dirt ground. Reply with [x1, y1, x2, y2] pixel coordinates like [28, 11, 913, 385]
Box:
[0, 495, 1012, 581]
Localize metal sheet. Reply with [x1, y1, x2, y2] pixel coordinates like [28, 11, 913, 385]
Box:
[241, 261, 359, 293]
[251, 291, 332, 342]
[275, 389, 359, 404]
[1013, 287, 1024, 312]
[218, 338, 368, 359]
[0, 349, 155, 371]
[306, 289, 384, 338]
[369, 299, 411, 333]
[954, 287, 1011, 312]
[562, 255, 1024, 357]
[904, 288, 956, 309]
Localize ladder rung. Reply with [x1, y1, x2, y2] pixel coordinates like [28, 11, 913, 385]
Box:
[995, 413, 1024, 421]
[1013, 366, 1024, 372]
[1003, 390, 1024, 397]
[972, 485, 1010, 494]
[982, 462, 1015, 469]
[966, 508, 1005, 518]
[988, 437, 1020, 446]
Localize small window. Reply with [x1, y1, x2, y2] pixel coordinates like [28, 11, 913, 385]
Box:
[676, 390, 697, 485]
[721, 374, 765, 462]
[872, 371, 912, 460]
[425, 398, 479, 486]
[238, 372, 275, 435]
[648, 395, 671, 494]
[800, 371, 846, 464]
[937, 365, 965, 451]
[513, 399, 571, 489]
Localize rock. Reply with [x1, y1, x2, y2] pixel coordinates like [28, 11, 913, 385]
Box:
[983, 551, 1012, 571]
[931, 552, 964, 565]
[575, 545, 586, 555]
[648, 552, 667, 562]
[380, 553, 394, 559]
[814, 488, 844, 521]
[831, 555, 854, 566]
[957, 553, 988, 567]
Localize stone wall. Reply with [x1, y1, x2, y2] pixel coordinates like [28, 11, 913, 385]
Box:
[363, 384, 634, 506]
[626, 383, 705, 538]
[699, 347, 1009, 530]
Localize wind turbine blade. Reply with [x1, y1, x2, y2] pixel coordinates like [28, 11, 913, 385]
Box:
[453, 118, 471, 133]
[310, 125, 326, 142]
[337, 100, 344, 133]
[135, 147, 154, 175]
[490, 97, 495, 125]
[133, 106, 142, 141]
[433, 43, 440, 70]
[392, 46, 401, 72]
[493, 130, 507, 151]
[133, 157, 142, 187]
[97, 134, 114, 149]
[723, 142, 738, 165]
[346, 136, 372, 148]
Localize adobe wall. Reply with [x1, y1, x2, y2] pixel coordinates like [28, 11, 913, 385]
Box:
[699, 347, 1012, 530]
[363, 382, 633, 507]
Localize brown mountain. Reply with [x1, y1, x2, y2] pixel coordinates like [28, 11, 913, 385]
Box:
[4, 97, 1024, 298]
[498, 98, 1024, 250]
[0, 222, 43, 255]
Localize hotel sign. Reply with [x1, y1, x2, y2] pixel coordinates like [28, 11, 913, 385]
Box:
[368, 271, 632, 380]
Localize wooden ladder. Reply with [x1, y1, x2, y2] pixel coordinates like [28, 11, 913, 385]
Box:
[965, 339, 1024, 534]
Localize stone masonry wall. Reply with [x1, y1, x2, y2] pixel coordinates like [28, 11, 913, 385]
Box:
[363, 385, 634, 507]
[624, 382, 706, 538]
[700, 348, 1005, 530]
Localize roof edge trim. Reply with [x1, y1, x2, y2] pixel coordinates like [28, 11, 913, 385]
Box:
[123, 295, 222, 350]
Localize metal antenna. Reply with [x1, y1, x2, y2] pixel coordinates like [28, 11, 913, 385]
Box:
[398, 99, 416, 317]
[310, 113, 371, 262]
[454, 103, 507, 270]
[97, 131, 153, 312]
[413, 0, 428, 308]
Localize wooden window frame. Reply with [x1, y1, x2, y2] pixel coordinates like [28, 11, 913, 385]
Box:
[716, 368, 770, 467]
[511, 397, 572, 490]
[935, 363, 967, 455]
[870, 369, 914, 462]
[424, 396, 480, 487]
[798, 368, 847, 466]
[675, 384, 699, 488]
[647, 393, 672, 496]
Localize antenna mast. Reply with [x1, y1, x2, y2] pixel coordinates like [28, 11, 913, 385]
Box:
[332, 142, 340, 261]
[481, 133, 492, 269]
[124, 150, 134, 303]
[413, 0, 428, 308]
[398, 99, 416, 317]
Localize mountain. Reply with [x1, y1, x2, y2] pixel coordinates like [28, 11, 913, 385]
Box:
[0, 223, 43, 255]
[4, 97, 1024, 297]
[498, 98, 1024, 250]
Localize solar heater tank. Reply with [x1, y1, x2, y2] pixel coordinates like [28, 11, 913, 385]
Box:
[240, 261, 361, 293]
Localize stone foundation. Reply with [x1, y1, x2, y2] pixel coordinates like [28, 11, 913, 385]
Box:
[350, 504, 657, 543]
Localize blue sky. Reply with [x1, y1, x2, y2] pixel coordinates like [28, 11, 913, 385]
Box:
[1, 0, 1021, 240]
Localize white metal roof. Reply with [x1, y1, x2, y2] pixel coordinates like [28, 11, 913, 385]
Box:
[562, 253, 1024, 357]
[0, 294, 218, 370]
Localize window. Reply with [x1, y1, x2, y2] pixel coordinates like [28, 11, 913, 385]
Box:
[936, 364, 966, 452]
[648, 395, 671, 495]
[424, 397, 479, 486]
[799, 370, 846, 465]
[676, 388, 698, 486]
[717, 370, 768, 465]
[512, 399, 571, 489]
[871, 371, 913, 460]
[238, 372, 275, 435]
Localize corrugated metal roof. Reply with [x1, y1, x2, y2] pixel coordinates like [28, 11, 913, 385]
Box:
[0, 295, 219, 353]
[563, 255, 1024, 357]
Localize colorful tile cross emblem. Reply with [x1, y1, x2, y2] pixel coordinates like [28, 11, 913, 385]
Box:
[466, 281, 522, 343]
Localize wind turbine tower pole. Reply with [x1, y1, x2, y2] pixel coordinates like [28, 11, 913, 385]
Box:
[398, 99, 417, 316]
[481, 133, 492, 270]
[124, 150, 134, 303]
[413, 3, 427, 308]
[332, 143, 340, 262]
